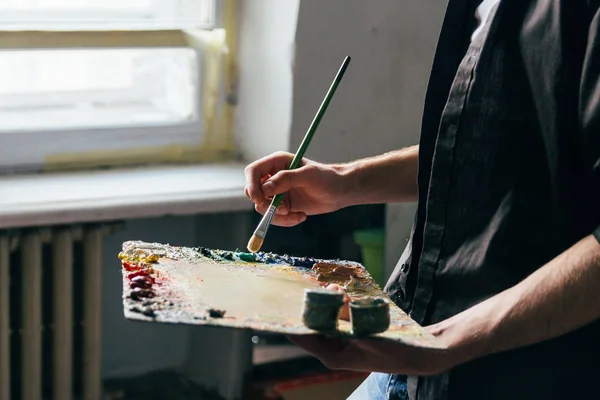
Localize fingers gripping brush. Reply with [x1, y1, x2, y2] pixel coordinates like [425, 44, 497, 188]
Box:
[247, 56, 351, 253]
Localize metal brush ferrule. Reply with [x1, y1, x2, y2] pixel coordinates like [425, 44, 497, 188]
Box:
[253, 205, 277, 238]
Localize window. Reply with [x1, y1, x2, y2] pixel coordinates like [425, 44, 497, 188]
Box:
[0, 0, 236, 173]
[0, 48, 197, 131]
[0, 0, 215, 29]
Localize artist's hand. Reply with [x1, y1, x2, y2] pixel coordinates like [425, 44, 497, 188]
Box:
[288, 284, 464, 376]
[244, 152, 349, 227]
[287, 334, 455, 376]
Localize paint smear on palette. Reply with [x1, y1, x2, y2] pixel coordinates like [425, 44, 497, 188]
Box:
[119, 241, 446, 349]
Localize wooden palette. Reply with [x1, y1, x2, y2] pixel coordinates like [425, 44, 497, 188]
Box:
[119, 241, 445, 349]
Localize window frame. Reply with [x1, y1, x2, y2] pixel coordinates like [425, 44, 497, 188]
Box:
[0, 0, 236, 174]
[0, 0, 219, 30]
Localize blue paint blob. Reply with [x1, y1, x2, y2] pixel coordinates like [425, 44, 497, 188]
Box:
[195, 246, 317, 268]
[289, 256, 318, 268]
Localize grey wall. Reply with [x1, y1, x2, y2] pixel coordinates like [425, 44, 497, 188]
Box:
[184, 212, 254, 400]
[102, 213, 255, 399]
[102, 216, 197, 379]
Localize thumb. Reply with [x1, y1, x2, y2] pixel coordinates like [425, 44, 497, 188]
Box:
[262, 166, 312, 196]
[326, 284, 350, 321]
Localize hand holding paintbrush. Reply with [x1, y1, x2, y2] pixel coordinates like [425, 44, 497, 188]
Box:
[247, 56, 351, 253]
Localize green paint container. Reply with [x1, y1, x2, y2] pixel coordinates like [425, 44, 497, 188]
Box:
[302, 288, 344, 332]
[353, 228, 385, 286]
[350, 297, 390, 336]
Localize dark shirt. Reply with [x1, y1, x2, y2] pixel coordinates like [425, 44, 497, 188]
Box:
[384, 1, 600, 399]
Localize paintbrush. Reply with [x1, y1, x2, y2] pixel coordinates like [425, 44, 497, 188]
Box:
[247, 56, 351, 253]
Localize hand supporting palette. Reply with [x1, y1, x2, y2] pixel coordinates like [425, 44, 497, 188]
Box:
[119, 241, 445, 349]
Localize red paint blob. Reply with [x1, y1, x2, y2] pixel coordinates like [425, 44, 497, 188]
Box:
[127, 270, 155, 283]
[122, 261, 143, 272]
[130, 276, 153, 289]
[130, 287, 155, 300]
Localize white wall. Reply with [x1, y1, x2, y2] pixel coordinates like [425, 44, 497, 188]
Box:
[290, 0, 446, 162]
[235, 0, 300, 162]
[291, 0, 448, 277]
[236, 0, 448, 277]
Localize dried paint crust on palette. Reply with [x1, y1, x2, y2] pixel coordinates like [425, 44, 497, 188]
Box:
[119, 240, 446, 350]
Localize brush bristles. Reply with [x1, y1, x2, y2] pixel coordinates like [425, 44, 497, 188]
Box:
[247, 234, 264, 253]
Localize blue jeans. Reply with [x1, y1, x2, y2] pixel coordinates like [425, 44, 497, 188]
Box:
[348, 373, 409, 399]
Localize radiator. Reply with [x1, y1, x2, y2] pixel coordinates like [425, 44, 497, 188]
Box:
[0, 225, 112, 400]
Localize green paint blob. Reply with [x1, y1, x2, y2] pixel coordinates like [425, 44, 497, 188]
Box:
[237, 252, 257, 262]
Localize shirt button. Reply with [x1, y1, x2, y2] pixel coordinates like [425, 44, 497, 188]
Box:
[398, 289, 405, 302]
[400, 263, 409, 273]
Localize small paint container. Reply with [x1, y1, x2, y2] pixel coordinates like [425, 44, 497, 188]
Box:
[302, 288, 344, 332]
[350, 297, 390, 336]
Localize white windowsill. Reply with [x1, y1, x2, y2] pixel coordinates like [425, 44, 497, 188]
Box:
[0, 162, 252, 230]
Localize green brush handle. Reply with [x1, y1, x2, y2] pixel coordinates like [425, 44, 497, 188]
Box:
[271, 56, 351, 209]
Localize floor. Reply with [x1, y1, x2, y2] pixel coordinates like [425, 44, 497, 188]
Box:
[103, 370, 226, 400]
